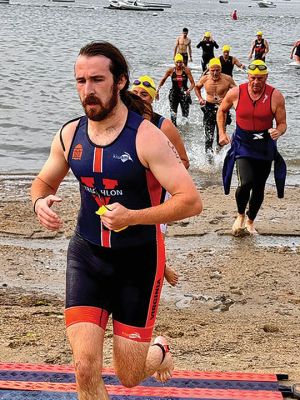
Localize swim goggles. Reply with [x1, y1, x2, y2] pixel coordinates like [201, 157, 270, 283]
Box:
[133, 79, 156, 90]
[248, 64, 268, 71]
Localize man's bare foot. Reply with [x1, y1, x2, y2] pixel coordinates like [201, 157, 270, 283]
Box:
[164, 266, 178, 286]
[232, 214, 246, 236]
[152, 336, 174, 383]
[245, 219, 259, 235]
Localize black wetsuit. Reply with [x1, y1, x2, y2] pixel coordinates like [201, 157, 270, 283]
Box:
[220, 55, 234, 76]
[235, 158, 272, 220]
[180, 52, 189, 66]
[295, 43, 300, 57]
[169, 68, 191, 126]
[254, 39, 266, 61]
[202, 102, 232, 154]
[196, 39, 219, 71]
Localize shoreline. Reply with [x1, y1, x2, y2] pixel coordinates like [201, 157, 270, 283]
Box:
[0, 182, 300, 394]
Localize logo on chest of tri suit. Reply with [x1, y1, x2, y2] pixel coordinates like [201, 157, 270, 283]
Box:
[72, 144, 83, 160]
[262, 94, 268, 104]
[113, 152, 133, 163]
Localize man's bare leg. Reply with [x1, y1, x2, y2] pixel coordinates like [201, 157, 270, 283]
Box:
[164, 265, 179, 286]
[67, 323, 109, 400]
[245, 217, 259, 234]
[232, 213, 246, 236]
[113, 335, 174, 388]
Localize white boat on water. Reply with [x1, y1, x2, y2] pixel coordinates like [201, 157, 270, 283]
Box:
[257, 0, 276, 7]
[105, 0, 165, 10]
[126, 0, 171, 7]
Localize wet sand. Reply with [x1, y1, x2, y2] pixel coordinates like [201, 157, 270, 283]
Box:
[0, 177, 300, 393]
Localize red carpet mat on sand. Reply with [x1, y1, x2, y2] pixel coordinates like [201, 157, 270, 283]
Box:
[0, 362, 288, 399]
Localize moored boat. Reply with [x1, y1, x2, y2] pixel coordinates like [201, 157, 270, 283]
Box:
[257, 0, 276, 7]
[105, 0, 164, 10]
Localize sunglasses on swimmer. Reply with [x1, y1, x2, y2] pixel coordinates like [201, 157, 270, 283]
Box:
[133, 79, 156, 90]
[248, 64, 268, 71]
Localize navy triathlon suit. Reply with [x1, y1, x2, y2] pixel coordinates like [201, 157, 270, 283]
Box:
[64, 110, 165, 342]
[220, 55, 234, 76]
[169, 68, 191, 126]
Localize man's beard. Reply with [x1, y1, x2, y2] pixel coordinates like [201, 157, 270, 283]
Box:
[82, 84, 119, 121]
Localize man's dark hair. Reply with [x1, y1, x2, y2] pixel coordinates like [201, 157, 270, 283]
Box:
[183, 28, 188, 33]
[78, 41, 145, 116]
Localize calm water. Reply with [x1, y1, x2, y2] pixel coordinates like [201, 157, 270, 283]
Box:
[0, 0, 299, 187]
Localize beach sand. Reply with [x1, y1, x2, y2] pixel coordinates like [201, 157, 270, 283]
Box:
[0, 176, 300, 392]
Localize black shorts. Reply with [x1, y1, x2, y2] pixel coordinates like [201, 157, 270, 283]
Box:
[181, 52, 189, 65]
[65, 234, 165, 342]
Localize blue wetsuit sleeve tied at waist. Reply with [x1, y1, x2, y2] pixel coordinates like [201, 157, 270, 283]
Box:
[222, 128, 287, 198]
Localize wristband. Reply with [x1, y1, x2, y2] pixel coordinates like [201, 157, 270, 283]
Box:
[33, 197, 44, 214]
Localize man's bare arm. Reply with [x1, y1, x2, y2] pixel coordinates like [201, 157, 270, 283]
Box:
[228, 75, 237, 89]
[174, 37, 179, 58]
[264, 39, 269, 56]
[161, 119, 190, 169]
[157, 68, 172, 91]
[248, 40, 255, 59]
[269, 90, 287, 140]
[233, 56, 245, 70]
[188, 40, 192, 61]
[217, 87, 238, 145]
[31, 123, 76, 230]
[186, 67, 195, 91]
[194, 77, 206, 104]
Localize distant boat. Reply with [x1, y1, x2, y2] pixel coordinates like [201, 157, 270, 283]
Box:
[219, 0, 229, 3]
[257, 0, 276, 7]
[144, 1, 171, 6]
[0, 0, 9, 3]
[105, 0, 165, 10]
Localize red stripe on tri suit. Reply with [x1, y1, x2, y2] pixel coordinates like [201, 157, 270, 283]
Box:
[145, 232, 165, 329]
[145, 170, 163, 207]
[65, 306, 109, 330]
[93, 147, 103, 173]
[113, 320, 154, 342]
[101, 222, 111, 248]
[145, 169, 165, 329]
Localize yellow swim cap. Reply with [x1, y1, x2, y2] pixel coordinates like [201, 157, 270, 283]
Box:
[247, 59, 268, 75]
[222, 45, 231, 52]
[131, 75, 157, 99]
[256, 31, 263, 36]
[208, 57, 221, 68]
[174, 53, 184, 62]
[204, 31, 211, 38]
